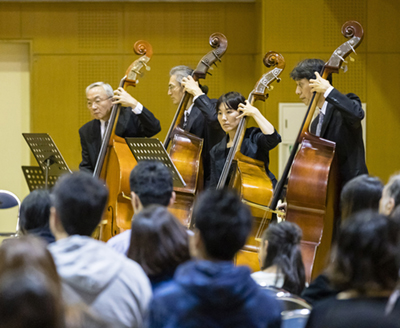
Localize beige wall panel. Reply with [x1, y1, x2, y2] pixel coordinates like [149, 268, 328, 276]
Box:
[22, 3, 124, 54]
[366, 54, 400, 182]
[368, 0, 400, 53]
[0, 4, 21, 38]
[32, 55, 126, 170]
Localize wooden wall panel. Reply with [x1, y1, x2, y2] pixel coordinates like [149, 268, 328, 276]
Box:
[366, 54, 400, 181]
[21, 3, 124, 54]
[0, 4, 21, 38]
[368, 0, 400, 53]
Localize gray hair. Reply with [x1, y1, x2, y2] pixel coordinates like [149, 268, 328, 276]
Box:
[169, 66, 193, 85]
[86, 82, 114, 98]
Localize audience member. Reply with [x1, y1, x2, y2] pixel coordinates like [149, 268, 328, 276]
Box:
[19, 189, 55, 243]
[252, 221, 305, 295]
[107, 161, 175, 255]
[0, 235, 63, 328]
[302, 174, 384, 305]
[127, 205, 190, 290]
[147, 189, 281, 328]
[340, 174, 383, 220]
[305, 211, 400, 328]
[380, 173, 400, 217]
[48, 172, 152, 328]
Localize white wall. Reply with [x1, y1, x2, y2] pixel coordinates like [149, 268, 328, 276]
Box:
[0, 42, 30, 232]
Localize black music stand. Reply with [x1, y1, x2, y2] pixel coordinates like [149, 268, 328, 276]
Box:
[22, 133, 71, 190]
[21, 166, 59, 192]
[125, 138, 186, 188]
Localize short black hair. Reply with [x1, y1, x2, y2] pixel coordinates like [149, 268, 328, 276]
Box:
[19, 190, 51, 233]
[127, 205, 190, 277]
[216, 91, 246, 113]
[129, 161, 173, 207]
[51, 172, 108, 236]
[192, 189, 252, 261]
[290, 58, 332, 84]
[340, 174, 383, 220]
[327, 210, 399, 294]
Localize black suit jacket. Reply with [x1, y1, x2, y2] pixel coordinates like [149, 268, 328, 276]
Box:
[184, 94, 226, 186]
[209, 127, 282, 189]
[310, 89, 368, 188]
[79, 106, 161, 172]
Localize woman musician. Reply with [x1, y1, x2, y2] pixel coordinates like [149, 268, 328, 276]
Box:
[209, 91, 281, 189]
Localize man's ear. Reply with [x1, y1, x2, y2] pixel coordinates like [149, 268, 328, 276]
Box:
[131, 191, 142, 212]
[168, 191, 176, 207]
[49, 206, 67, 239]
[387, 197, 396, 215]
[49, 206, 57, 236]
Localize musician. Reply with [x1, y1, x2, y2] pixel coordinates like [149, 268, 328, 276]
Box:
[168, 66, 225, 186]
[79, 82, 161, 172]
[209, 91, 281, 189]
[290, 59, 368, 189]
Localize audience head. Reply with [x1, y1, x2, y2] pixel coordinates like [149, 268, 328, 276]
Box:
[127, 205, 190, 279]
[192, 189, 252, 261]
[260, 221, 305, 295]
[327, 210, 399, 295]
[19, 189, 52, 233]
[0, 269, 63, 328]
[129, 161, 174, 212]
[50, 172, 108, 238]
[380, 173, 400, 217]
[340, 174, 383, 220]
[0, 235, 63, 328]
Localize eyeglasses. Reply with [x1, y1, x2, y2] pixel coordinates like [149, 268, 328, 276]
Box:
[87, 96, 112, 108]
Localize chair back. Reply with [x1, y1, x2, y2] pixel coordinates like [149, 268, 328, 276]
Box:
[281, 309, 310, 328]
[0, 190, 21, 237]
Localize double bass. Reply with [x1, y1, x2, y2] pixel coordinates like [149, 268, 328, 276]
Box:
[93, 41, 153, 241]
[163, 33, 228, 227]
[216, 51, 285, 271]
[269, 21, 364, 282]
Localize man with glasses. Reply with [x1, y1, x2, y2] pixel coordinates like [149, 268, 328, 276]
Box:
[79, 82, 161, 172]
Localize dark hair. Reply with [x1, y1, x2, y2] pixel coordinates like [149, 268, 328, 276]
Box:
[0, 236, 63, 328]
[192, 189, 252, 260]
[127, 205, 190, 277]
[290, 58, 332, 84]
[386, 174, 400, 208]
[19, 190, 51, 233]
[0, 236, 60, 290]
[51, 172, 108, 236]
[261, 222, 305, 295]
[327, 210, 399, 294]
[340, 175, 383, 220]
[216, 91, 246, 113]
[0, 269, 63, 328]
[129, 161, 173, 207]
